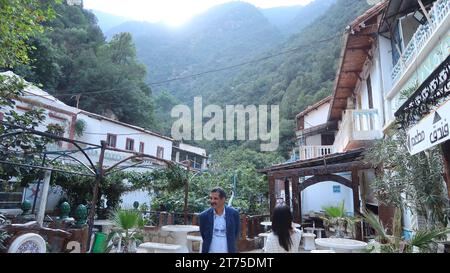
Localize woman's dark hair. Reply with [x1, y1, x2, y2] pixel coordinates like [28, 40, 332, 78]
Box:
[271, 205, 293, 251]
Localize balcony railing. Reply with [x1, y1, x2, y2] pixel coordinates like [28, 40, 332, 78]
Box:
[299, 145, 335, 160]
[391, 0, 450, 83]
[334, 109, 382, 152]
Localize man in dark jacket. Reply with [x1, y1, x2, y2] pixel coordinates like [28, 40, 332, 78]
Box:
[199, 187, 240, 253]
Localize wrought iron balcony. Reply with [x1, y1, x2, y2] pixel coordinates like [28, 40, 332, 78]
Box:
[391, 0, 450, 83]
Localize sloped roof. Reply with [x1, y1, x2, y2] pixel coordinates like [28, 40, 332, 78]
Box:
[296, 96, 332, 119]
[379, 0, 435, 36]
[328, 1, 388, 122]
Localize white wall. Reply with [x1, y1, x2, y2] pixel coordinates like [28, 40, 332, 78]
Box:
[120, 189, 152, 209]
[304, 103, 330, 129]
[300, 172, 354, 216]
[305, 134, 322, 146]
[76, 113, 173, 161]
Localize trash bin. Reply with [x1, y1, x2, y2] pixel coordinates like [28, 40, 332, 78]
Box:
[91, 232, 107, 253]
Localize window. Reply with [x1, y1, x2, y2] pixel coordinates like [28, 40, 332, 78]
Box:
[139, 142, 145, 153]
[125, 138, 134, 151]
[297, 116, 304, 130]
[367, 75, 373, 109]
[391, 21, 403, 66]
[157, 146, 164, 159]
[106, 134, 117, 148]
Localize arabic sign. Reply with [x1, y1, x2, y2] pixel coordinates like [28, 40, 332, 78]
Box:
[407, 98, 450, 155]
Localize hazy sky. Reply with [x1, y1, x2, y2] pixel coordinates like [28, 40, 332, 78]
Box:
[83, 0, 315, 26]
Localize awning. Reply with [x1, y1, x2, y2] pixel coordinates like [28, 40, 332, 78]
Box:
[378, 0, 435, 37]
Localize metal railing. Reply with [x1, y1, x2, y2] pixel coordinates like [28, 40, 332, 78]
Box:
[391, 0, 450, 83]
[299, 145, 335, 160]
[333, 109, 381, 152]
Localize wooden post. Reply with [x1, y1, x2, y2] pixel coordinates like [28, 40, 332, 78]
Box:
[158, 212, 165, 227]
[298, 177, 303, 223]
[284, 177, 291, 207]
[87, 141, 106, 247]
[248, 216, 255, 238]
[292, 174, 300, 224]
[352, 168, 362, 240]
[192, 213, 199, 226]
[167, 213, 174, 225]
[269, 175, 276, 220]
[240, 214, 247, 240]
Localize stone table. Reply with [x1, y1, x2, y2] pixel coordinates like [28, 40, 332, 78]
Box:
[304, 227, 324, 238]
[315, 238, 368, 253]
[161, 225, 200, 253]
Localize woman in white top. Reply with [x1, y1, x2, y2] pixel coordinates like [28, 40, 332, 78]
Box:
[264, 205, 302, 253]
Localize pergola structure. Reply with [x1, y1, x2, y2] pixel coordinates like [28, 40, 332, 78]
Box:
[0, 121, 173, 247]
[260, 148, 371, 238]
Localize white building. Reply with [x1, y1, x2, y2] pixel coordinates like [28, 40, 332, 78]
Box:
[265, 0, 449, 237]
[262, 3, 388, 236]
[0, 71, 208, 213]
[172, 142, 208, 171]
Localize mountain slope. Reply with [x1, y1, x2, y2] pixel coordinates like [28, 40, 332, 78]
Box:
[90, 9, 132, 33]
[108, 1, 284, 101]
[260, 5, 304, 30]
[158, 0, 370, 155]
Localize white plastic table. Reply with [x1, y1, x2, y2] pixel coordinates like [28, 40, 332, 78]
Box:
[161, 225, 200, 253]
[304, 227, 324, 238]
[315, 238, 368, 253]
[258, 232, 271, 251]
[260, 222, 301, 229]
[302, 233, 316, 251]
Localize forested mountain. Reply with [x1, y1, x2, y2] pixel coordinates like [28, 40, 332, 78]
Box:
[106, 1, 284, 101]
[9, 0, 372, 158]
[261, 0, 336, 36]
[137, 0, 369, 156]
[198, 0, 370, 155]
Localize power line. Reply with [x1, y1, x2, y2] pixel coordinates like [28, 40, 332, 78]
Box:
[147, 33, 341, 86]
[21, 32, 343, 98]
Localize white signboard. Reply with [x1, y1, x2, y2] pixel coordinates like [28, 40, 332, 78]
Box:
[407, 98, 450, 155]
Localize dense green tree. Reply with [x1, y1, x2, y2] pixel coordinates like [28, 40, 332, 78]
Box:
[0, 0, 59, 68]
[13, 2, 156, 129]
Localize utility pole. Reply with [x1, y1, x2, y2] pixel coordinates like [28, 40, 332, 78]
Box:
[75, 95, 81, 109]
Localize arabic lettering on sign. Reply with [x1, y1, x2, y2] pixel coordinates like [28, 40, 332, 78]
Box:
[430, 123, 449, 144]
[407, 98, 450, 155]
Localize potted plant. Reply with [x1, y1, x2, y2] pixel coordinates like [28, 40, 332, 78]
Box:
[107, 208, 145, 253]
[362, 208, 450, 253]
[321, 200, 358, 238]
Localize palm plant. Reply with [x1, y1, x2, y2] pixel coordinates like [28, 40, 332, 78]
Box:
[321, 200, 358, 238]
[107, 208, 144, 253]
[362, 208, 450, 253]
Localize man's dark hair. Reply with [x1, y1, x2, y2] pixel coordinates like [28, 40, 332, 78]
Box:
[211, 187, 227, 199]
